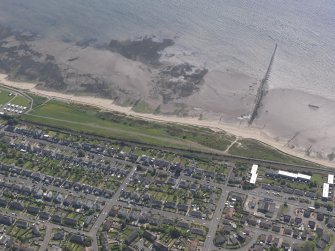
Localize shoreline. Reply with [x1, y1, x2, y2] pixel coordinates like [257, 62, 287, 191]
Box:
[0, 73, 334, 168]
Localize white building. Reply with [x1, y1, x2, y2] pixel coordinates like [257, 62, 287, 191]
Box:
[328, 174, 334, 185]
[322, 183, 330, 199]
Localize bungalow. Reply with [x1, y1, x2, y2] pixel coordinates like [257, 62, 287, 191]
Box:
[162, 218, 174, 225]
[143, 230, 157, 242]
[63, 218, 77, 227]
[0, 198, 7, 207]
[260, 220, 272, 230]
[308, 220, 316, 229]
[53, 231, 65, 241]
[16, 220, 28, 229]
[39, 211, 50, 220]
[189, 210, 202, 219]
[125, 230, 139, 245]
[164, 202, 176, 209]
[9, 201, 24, 211]
[69, 234, 85, 245]
[177, 222, 189, 229]
[284, 227, 292, 236]
[0, 215, 13, 226]
[32, 225, 41, 237]
[153, 241, 169, 251]
[317, 212, 324, 221]
[272, 225, 281, 233]
[177, 204, 188, 213]
[191, 228, 206, 237]
[214, 234, 225, 246]
[51, 215, 62, 224]
[327, 218, 335, 228]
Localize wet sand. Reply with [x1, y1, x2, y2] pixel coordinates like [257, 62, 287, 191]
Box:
[1, 73, 335, 167]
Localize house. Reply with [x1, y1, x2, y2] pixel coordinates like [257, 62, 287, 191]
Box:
[258, 200, 276, 214]
[0, 215, 13, 226]
[316, 227, 323, 236]
[153, 241, 169, 251]
[327, 218, 335, 228]
[177, 222, 189, 229]
[103, 220, 113, 231]
[214, 234, 225, 246]
[69, 234, 85, 245]
[164, 202, 176, 209]
[100, 232, 110, 251]
[191, 228, 206, 236]
[308, 220, 315, 229]
[125, 230, 139, 245]
[283, 214, 291, 223]
[16, 220, 28, 229]
[284, 228, 292, 236]
[272, 225, 281, 233]
[39, 211, 50, 220]
[247, 217, 257, 226]
[143, 230, 157, 242]
[63, 218, 77, 227]
[51, 215, 62, 224]
[177, 204, 188, 213]
[189, 210, 202, 219]
[317, 212, 324, 221]
[32, 225, 41, 237]
[317, 240, 326, 249]
[303, 209, 311, 218]
[259, 234, 266, 243]
[53, 230, 64, 241]
[322, 234, 330, 243]
[260, 220, 271, 229]
[293, 229, 300, 239]
[0, 198, 7, 207]
[294, 217, 302, 225]
[9, 201, 24, 211]
[26, 206, 40, 215]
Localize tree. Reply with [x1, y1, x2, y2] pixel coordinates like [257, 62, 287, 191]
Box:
[78, 150, 85, 158]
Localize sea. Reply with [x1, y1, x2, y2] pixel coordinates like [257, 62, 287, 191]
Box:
[0, 0, 335, 99]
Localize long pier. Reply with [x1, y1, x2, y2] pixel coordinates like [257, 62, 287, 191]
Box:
[249, 43, 278, 125]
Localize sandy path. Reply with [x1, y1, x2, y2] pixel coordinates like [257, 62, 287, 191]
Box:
[0, 73, 333, 167]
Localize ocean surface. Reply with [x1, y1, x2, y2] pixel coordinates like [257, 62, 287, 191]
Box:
[1, 0, 335, 99]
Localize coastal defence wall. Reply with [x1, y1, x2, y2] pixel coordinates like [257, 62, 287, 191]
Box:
[249, 43, 278, 125]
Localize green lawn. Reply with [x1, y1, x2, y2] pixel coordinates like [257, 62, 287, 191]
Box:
[228, 138, 318, 167]
[23, 100, 235, 152]
[11, 95, 30, 107]
[0, 88, 13, 105]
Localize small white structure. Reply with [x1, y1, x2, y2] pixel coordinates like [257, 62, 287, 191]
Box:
[251, 164, 258, 174]
[328, 174, 334, 185]
[277, 170, 311, 181]
[249, 164, 259, 184]
[323, 183, 330, 199]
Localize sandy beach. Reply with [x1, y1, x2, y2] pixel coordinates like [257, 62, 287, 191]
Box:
[1, 73, 334, 168]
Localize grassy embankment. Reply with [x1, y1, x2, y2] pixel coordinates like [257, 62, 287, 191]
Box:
[0, 88, 13, 105]
[20, 98, 320, 167]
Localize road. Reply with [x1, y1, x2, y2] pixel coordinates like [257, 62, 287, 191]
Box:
[89, 166, 137, 251]
[39, 225, 52, 251]
[203, 190, 229, 251]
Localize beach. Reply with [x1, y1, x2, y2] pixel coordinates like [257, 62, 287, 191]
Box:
[1, 73, 335, 168]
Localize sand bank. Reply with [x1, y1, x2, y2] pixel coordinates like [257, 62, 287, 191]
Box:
[0, 73, 334, 168]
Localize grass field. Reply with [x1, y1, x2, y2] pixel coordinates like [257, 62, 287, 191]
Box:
[0, 88, 13, 105]
[228, 138, 317, 167]
[23, 100, 235, 152]
[11, 95, 30, 107]
[19, 98, 321, 167]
